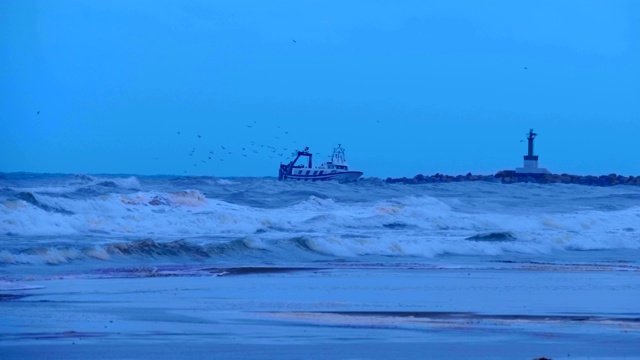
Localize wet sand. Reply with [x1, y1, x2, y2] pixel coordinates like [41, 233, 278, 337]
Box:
[1, 268, 639, 359]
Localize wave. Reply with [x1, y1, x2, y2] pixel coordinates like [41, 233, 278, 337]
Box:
[73, 175, 141, 190]
[15, 192, 74, 215]
[2, 191, 640, 254]
[2, 225, 639, 267]
[0, 237, 271, 265]
[0, 175, 142, 202]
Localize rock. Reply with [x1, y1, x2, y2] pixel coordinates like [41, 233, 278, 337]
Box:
[382, 172, 640, 187]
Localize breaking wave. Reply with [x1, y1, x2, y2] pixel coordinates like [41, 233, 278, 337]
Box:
[2, 174, 640, 268]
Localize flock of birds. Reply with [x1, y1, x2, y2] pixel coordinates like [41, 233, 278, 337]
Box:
[171, 122, 323, 174]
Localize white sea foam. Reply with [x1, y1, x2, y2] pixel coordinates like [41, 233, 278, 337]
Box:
[2, 178, 640, 265]
[214, 179, 238, 185]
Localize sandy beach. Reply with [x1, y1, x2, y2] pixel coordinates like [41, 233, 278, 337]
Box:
[2, 266, 638, 359]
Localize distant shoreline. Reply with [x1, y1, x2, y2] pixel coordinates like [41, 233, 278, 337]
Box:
[384, 171, 640, 186]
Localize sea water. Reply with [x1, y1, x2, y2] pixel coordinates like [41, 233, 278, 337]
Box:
[1, 173, 639, 359]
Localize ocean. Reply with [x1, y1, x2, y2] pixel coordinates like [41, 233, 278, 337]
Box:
[1, 173, 639, 359]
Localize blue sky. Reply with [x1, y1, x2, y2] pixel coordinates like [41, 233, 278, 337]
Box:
[1, 0, 638, 178]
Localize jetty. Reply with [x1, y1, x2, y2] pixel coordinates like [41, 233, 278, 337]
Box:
[384, 172, 640, 186]
[384, 128, 640, 186]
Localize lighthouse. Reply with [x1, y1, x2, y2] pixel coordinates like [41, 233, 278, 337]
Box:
[515, 129, 550, 174]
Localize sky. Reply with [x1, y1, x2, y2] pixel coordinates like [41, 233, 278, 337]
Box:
[1, 0, 639, 178]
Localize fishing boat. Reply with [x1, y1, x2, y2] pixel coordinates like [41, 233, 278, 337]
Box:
[278, 144, 363, 182]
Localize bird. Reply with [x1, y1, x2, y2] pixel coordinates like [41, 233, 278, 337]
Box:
[36, 111, 40, 115]
[524, 67, 528, 70]
[197, 135, 201, 138]
[292, 40, 296, 43]
[177, 131, 181, 135]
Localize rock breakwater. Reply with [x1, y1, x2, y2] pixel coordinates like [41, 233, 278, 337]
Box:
[385, 171, 640, 186]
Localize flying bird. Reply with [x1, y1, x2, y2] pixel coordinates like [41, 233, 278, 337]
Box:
[292, 40, 296, 43]
[36, 111, 40, 115]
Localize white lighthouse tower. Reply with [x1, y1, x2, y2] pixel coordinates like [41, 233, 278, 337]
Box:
[515, 129, 550, 174]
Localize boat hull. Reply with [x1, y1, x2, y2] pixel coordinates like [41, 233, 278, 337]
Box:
[281, 171, 363, 182]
